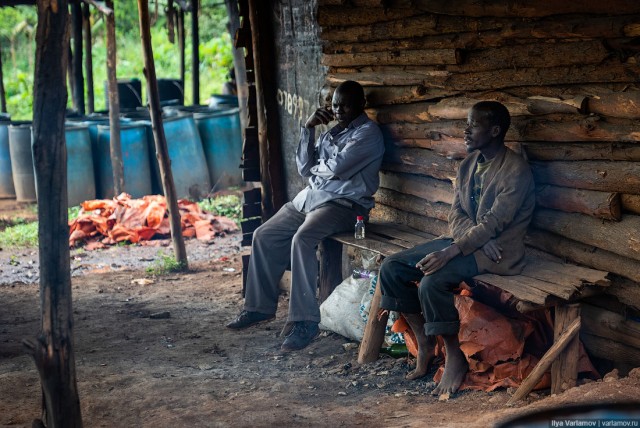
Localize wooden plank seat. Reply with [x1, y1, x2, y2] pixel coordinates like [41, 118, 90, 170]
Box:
[317, 221, 611, 399]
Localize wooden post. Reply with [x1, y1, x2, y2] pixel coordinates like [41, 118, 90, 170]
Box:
[190, 0, 199, 105]
[0, 42, 6, 113]
[248, 0, 286, 217]
[318, 239, 343, 302]
[137, 0, 188, 268]
[507, 317, 581, 405]
[82, 2, 94, 114]
[551, 304, 581, 394]
[178, 8, 185, 89]
[24, 0, 83, 426]
[71, 2, 85, 115]
[225, 0, 248, 131]
[358, 283, 388, 364]
[105, 0, 125, 195]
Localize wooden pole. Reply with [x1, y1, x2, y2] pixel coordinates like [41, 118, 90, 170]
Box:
[551, 304, 581, 395]
[0, 42, 6, 113]
[507, 317, 581, 405]
[24, 0, 83, 426]
[82, 2, 94, 114]
[71, 2, 85, 115]
[225, 0, 248, 131]
[178, 8, 185, 89]
[190, 0, 199, 105]
[105, 0, 125, 195]
[358, 284, 388, 364]
[137, 0, 188, 268]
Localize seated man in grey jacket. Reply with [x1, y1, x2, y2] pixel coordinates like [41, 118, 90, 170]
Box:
[379, 101, 535, 395]
[227, 81, 385, 352]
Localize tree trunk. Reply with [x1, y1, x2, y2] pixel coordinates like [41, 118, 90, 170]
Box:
[587, 90, 640, 119]
[70, 2, 84, 115]
[369, 203, 449, 237]
[532, 208, 640, 262]
[621, 194, 640, 215]
[224, 0, 248, 132]
[523, 142, 640, 162]
[137, 0, 188, 269]
[178, 8, 185, 87]
[190, 0, 199, 105]
[525, 228, 640, 284]
[379, 170, 454, 205]
[0, 42, 6, 113]
[375, 187, 451, 221]
[82, 3, 94, 114]
[322, 48, 462, 67]
[105, 0, 124, 195]
[387, 136, 467, 160]
[383, 147, 459, 182]
[25, 1, 83, 426]
[532, 160, 640, 194]
[535, 185, 621, 221]
[363, 85, 458, 106]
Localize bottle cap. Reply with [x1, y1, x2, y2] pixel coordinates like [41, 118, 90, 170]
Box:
[356, 215, 364, 220]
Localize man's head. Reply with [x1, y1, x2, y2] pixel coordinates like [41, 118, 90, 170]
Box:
[464, 101, 511, 157]
[332, 81, 366, 127]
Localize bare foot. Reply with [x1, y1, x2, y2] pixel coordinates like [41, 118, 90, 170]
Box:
[401, 313, 435, 380]
[432, 344, 468, 396]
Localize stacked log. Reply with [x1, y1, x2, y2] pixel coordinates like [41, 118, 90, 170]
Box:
[318, 0, 640, 300]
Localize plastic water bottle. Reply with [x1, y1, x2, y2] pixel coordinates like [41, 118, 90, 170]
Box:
[354, 215, 365, 240]
[352, 268, 375, 279]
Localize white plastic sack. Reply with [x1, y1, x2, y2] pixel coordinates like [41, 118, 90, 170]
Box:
[319, 276, 370, 341]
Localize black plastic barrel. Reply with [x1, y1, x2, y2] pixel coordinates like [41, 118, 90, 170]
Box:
[156, 79, 184, 106]
[194, 107, 243, 189]
[8, 122, 36, 202]
[0, 113, 15, 198]
[105, 78, 142, 111]
[65, 125, 96, 206]
[95, 121, 152, 199]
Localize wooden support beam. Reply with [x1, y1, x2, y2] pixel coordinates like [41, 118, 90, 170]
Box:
[622, 194, 640, 215]
[178, 8, 185, 87]
[105, 0, 124, 195]
[526, 228, 640, 284]
[318, 239, 343, 302]
[322, 48, 462, 67]
[82, 2, 94, 113]
[379, 170, 454, 205]
[358, 284, 388, 364]
[536, 185, 621, 221]
[370, 203, 450, 237]
[225, 0, 248, 132]
[532, 160, 640, 193]
[522, 142, 640, 162]
[137, 0, 188, 268]
[375, 187, 450, 222]
[24, 0, 83, 425]
[507, 317, 581, 405]
[533, 209, 640, 263]
[551, 304, 581, 395]
[70, 2, 85, 115]
[0, 42, 6, 113]
[191, 0, 199, 104]
[383, 147, 460, 182]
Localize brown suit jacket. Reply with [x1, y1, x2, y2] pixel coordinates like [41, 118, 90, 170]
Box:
[446, 145, 535, 275]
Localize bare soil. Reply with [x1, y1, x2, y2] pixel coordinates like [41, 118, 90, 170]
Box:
[1, 201, 640, 427]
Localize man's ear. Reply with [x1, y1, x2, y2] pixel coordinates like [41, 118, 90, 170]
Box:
[491, 125, 501, 138]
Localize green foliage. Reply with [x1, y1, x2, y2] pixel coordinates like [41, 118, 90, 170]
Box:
[0, 221, 38, 247]
[68, 205, 82, 221]
[198, 194, 241, 224]
[146, 251, 186, 275]
[0, 2, 233, 120]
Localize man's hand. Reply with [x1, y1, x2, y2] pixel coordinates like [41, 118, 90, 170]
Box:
[305, 107, 334, 129]
[416, 244, 461, 276]
[482, 239, 503, 263]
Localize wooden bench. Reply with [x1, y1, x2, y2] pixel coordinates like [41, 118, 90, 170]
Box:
[318, 221, 611, 401]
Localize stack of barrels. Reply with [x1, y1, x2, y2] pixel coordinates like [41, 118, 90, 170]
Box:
[0, 79, 243, 207]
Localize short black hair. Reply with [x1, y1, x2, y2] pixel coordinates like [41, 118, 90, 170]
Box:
[335, 80, 365, 105]
[473, 101, 511, 140]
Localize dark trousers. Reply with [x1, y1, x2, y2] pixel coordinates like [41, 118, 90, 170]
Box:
[379, 238, 479, 336]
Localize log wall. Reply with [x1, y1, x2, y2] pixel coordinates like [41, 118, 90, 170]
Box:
[315, 0, 640, 366]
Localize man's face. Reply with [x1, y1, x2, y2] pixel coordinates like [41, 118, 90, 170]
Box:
[464, 107, 499, 153]
[331, 88, 364, 127]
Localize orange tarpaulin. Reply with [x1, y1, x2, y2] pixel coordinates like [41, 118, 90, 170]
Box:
[393, 289, 598, 392]
[68, 193, 239, 248]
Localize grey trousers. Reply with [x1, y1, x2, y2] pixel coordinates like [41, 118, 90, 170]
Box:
[244, 201, 360, 323]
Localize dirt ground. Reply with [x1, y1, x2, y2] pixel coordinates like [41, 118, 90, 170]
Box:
[1, 202, 640, 427]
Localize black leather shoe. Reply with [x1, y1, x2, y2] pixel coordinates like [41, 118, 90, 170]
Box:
[280, 321, 319, 352]
[226, 310, 275, 330]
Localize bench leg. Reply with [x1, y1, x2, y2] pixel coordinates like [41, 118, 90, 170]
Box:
[318, 239, 343, 303]
[358, 284, 388, 364]
[551, 303, 581, 394]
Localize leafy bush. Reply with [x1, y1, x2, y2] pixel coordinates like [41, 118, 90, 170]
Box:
[198, 194, 241, 224]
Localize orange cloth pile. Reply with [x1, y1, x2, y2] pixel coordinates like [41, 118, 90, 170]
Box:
[392, 289, 598, 392]
[68, 193, 239, 249]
